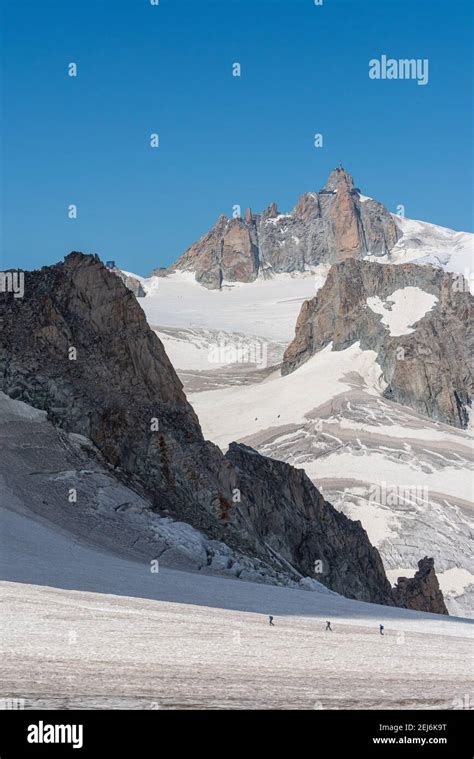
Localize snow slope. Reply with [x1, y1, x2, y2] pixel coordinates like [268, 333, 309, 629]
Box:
[1, 499, 472, 710]
[138, 269, 326, 342]
[134, 216, 473, 336]
[366, 287, 438, 336]
[133, 216, 472, 380]
[152, 325, 286, 372]
[189, 343, 386, 446]
[2, 578, 472, 710]
[365, 216, 473, 292]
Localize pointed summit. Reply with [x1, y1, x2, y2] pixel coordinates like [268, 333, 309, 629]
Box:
[323, 166, 355, 193]
[263, 201, 279, 218]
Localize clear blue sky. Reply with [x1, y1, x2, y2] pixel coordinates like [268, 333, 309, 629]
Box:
[1, 0, 472, 275]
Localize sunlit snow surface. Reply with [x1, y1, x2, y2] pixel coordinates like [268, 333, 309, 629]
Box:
[1, 578, 472, 710]
[366, 287, 438, 336]
[1, 496, 472, 711]
[367, 216, 474, 293]
[141, 268, 326, 341]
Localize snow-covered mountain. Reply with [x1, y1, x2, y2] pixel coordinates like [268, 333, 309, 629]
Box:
[385, 215, 473, 285]
[131, 208, 473, 617]
[131, 204, 472, 389]
[139, 168, 472, 296]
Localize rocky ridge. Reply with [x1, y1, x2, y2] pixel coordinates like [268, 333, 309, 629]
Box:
[0, 253, 447, 610]
[226, 443, 394, 605]
[282, 259, 473, 428]
[168, 168, 400, 288]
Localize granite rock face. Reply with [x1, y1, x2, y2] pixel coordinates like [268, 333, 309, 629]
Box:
[172, 214, 260, 288]
[282, 259, 473, 428]
[393, 558, 449, 615]
[225, 443, 395, 605]
[171, 169, 400, 287]
[0, 252, 232, 537]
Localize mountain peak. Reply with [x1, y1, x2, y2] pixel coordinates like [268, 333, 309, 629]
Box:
[323, 166, 355, 193]
[171, 168, 400, 288]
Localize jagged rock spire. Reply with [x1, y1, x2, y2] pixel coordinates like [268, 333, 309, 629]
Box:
[323, 167, 355, 193]
[171, 168, 400, 288]
[266, 201, 279, 218]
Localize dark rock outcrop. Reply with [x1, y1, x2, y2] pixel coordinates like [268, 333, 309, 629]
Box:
[225, 443, 394, 605]
[170, 168, 400, 288]
[393, 558, 449, 615]
[282, 259, 473, 428]
[0, 252, 232, 538]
